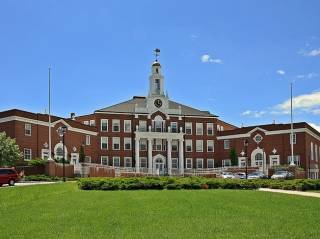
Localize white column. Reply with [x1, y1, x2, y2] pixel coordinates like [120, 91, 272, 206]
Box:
[179, 139, 184, 175]
[167, 139, 172, 175]
[135, 138, 140, 173]
[148, 138, 153, 174]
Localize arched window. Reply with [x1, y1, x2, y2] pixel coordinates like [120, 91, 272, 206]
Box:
[56, 147, 63, 157]
[255, 153, 263, 161]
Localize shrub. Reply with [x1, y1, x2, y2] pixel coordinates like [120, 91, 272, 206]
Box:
[24, 174, 60, 181]
[167, 183, 181, 190]
[28, 158, 47, 166]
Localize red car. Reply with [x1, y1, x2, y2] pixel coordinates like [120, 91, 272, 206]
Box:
[0, 168, 20, 186]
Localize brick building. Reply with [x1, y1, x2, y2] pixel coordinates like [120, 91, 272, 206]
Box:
[0, 60, 319, 178]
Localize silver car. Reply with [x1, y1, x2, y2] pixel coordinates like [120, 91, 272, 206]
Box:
[271, 171, 294, 179]
[248, 171, 267, 179]
[221, 172, 235, 179]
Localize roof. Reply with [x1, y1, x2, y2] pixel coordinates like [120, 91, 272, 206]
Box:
[95, 96, 218, 117]
[217, 122, 320, 138]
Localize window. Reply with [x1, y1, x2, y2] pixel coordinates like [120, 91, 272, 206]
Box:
[155, 139, 162, 151]
[316, 144, 318, 162]
[224, 140, 230, 150]
[185, 140, 192, 152]
[186, 158, 192, 169]
[112, 120, 120, 132]
[207, 123, 214, 135]
[291, 133, 297, 144]
[139, 120, 147, 132]
[140, 139, 147, 151]
[113, 157, 120, 167]
[124, 120, 131, 132]
[269, 155, 279, 166]
[140, 157, 147, 168]
[124, 138, 131, 150]
[113, 137, 120, 150]
[207, 140, 214, 152]
[254, 134, 263, 144]
[311, 142, 314, 161]
[83, 121, 89, 125]
[172, 158, 178, 169]
[196, 140, 203, 152]
[155, 79, 160, 93]
[172, 140, 178, 151]
[24, 148, 32, 160]
[207, 159, 214, 168]
[25, 123, 31, 136]
[155, 121, 162, 132]
[196, 123, 203, 135]
[185, 122, 192, 135]
[171, 122, 178, 133]
[196, 158, 203, 169]
[85, 156, 91, 163]
[124, 157, 132, 167]
[217, 124, 221, 131]
[101, 119, 108, 132]
[85, 135, 90, 146]
[222, 159, 231, 167]
[101, 137, 108, 150]
[255, 153, 263, 166]
[101, 156, 108, 165]
[288, 155, 300, 166]
[89, 120, 95, 126]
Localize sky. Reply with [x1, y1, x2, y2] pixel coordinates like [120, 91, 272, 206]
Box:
[0, 0, 320, 131]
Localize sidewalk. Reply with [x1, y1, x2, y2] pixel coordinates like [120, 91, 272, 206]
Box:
[258, 188, 320, 198]
[1, 181, 58, 188]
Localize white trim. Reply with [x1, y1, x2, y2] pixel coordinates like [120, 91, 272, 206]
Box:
[0, 116, 97, 136]
[186, 158, 193, 169]
[101, 156, 109, 165]
[196, 158, 203, 169]
[23, 148, 32, 161]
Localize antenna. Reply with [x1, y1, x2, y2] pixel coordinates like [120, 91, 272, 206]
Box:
[154, 48, 160, 61]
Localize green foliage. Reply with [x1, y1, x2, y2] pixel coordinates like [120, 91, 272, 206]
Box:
[79, 145, 85, 163]
[77, 177, 320, 192]
[28, 158, 48, 166]
[230, 148, 238, 166]
[24, 174, 61, 181]
[0, 132, 21, 167]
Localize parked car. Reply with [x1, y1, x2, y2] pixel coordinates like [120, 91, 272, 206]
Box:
[221, 172, 235, 179]
[0, 168, 20, 186]
[271, 170, 294, 180]
[234, 172, 246, 179]
[247, 171, 268, 179]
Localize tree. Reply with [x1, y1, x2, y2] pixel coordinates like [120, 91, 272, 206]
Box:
[79, 145, 86, 163]
[230, 148, 238, 166]
[0, 132, 21, 166]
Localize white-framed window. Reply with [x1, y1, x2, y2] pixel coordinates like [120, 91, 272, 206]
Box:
[101, 119, 108, 132]
[185, 122, 192, 135]
[124, 137, 132, 150]
[223, 159, 231, 167]
[185, 140, 192, 152]
[83, 121, 89, 125]
[290, 133, 297, 144]
[124, 120, 131, 132]
[288, 155, 300, 166]
[196, 140, 203, 152]
[207, 159, 214, 168]
[171, 122, 178, 133]
[217, 124, 221, 131]
[124, 157, 132, 168]
[196, 158, 203, 169]
[207, 140, 214, 152]
[186, 158, 192, 169]
[255, 153, 263, 166]
[140, 157, 147, 168]
[239, 157, 246, 167]
[89, 120, 95, 126]
[101, 156, 108, 165]
[269, 155, 280, 166]
[140, 139, 147, 151]
[25, 123, 31, 136]
[221, 126, 224, 131]
[207, 123, 214, 135]
[113, 157, 120, 167]
[311, 142, 314, 161]
[172, 140, 178, 151]
[101, 137, 108, 150]
[85, 135, 91, 146]
[112, 119, 120, 132]
[24, 148, 32, 160]
[155, 139, 162, 151]
[112, 137, 120, 150]
[196, 123, 203, 135]
[172, 158, 178, 169]
[139, 120, 147, 132]
[85, 156, 91, 163]
[224, 140, 230, 150]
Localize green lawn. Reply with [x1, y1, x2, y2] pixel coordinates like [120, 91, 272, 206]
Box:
[0, 183, 320, 239]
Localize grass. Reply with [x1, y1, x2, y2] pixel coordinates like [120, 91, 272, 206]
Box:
[0, 183, 320, 239]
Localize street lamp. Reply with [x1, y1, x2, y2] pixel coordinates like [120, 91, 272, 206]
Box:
[244, 139, 249, 179]
[57, 126, 67, 182]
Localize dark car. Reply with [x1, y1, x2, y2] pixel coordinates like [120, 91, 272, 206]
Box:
[0, 168, 20, 186]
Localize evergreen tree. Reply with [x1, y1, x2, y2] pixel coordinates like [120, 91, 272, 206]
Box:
[230, 148, 238, 166]
[79, 145, 86, 163]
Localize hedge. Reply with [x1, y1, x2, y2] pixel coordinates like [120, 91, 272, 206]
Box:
[77, 177, 320, 191]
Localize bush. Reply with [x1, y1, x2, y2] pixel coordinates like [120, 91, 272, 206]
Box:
[167, 183, 181, 190]
[24, 174, 60, 181]
[28, 158, 47, 166]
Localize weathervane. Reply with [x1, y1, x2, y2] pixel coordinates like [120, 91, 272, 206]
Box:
[154, 48, 160, 61]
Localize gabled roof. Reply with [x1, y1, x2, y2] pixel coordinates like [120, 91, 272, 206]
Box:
[95, 96, 218, 117]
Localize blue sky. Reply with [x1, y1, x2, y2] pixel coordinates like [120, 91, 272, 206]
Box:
[1, 0, 320, 130]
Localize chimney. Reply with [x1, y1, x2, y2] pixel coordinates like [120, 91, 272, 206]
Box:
[70, 113, 76, 120]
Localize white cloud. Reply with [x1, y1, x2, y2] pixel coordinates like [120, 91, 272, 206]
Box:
[309, 123, 320, 132]
[241, 110, 266, 118]
[296, 72, 318, 80]
[277, 70, 285, 75]
[201, 54, 222, 64]
[301, 48, 320, 57]
[190, 34, 198, 40]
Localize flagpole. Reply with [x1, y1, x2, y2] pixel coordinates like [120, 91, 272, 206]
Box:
[48, 67, 52, 160]
[290, 82, 295, 166]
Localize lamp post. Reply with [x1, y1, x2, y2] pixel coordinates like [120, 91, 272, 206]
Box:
[244, 139, 249, 179]
[57, 126, 67, 182]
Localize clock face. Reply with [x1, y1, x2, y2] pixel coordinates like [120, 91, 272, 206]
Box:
[154, 99, 162, 108]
